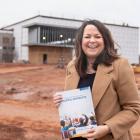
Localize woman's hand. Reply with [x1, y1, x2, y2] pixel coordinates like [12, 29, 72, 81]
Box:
[53, 93, 63, 107]
[82, 125, 110, 139]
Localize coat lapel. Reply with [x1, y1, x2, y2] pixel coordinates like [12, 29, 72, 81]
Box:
[65, 62, 113, 109]
[64, 66, 79, 90]
[92, 64, 113, 109]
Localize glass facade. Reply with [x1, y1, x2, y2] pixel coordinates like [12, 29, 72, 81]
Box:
[40, 26, 77, 47]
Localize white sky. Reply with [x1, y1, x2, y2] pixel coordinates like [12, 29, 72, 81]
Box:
[0, 0, 140, 28]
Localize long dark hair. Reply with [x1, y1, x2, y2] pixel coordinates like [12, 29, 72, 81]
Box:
[74, 20, 119, 78]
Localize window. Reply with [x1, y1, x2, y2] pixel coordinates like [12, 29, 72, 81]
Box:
[40, 26, 77, 46]
[3, 37, 10, 46]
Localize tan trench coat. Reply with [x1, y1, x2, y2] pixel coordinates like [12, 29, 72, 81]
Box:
[64, 57, 140, 140]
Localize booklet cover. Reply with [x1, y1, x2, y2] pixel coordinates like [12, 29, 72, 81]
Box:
[57, 87, 97, 139]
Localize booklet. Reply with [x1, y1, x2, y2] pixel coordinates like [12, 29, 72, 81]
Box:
[57, 87, 97, 139]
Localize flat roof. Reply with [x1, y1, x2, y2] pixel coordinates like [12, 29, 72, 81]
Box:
[1, 15, 138, 29]
[0, 29, 13, 34]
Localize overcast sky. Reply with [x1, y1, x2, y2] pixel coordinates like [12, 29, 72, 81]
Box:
[0, 0, 140, 28]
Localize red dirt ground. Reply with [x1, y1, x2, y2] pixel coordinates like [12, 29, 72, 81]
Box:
[0, 64, 139, 140]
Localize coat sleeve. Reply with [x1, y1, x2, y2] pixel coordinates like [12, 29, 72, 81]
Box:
[104, 58, 140, 139]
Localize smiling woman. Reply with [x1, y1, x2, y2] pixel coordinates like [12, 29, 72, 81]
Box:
[82, 24, 104, 71]
[53, 19, 140, 140]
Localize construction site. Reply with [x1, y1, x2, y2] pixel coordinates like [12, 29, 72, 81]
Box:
[0, 15, 139, 140]
[0, 63, 139, 140]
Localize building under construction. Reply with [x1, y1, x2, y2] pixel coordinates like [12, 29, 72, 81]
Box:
[0, 30, 15, 63]
[0, 15, 139, 64]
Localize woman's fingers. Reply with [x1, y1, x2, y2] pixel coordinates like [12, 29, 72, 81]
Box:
[82, 128, 96, 138]
[82, 125, 110, 139]
[53, 93, 63, 107]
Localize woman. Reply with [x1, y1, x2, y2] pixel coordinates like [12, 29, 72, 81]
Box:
[53, 20, 140, 140]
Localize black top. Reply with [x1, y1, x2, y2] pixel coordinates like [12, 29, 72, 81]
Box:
[77, 73, 96, 90]
[70, 73, 96, 140]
